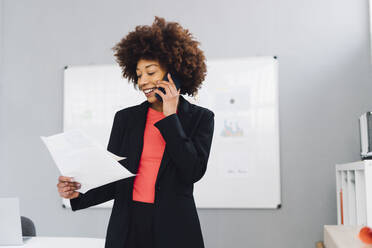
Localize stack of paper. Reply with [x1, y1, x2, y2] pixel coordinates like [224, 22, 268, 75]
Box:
[41, 130, 134, 194]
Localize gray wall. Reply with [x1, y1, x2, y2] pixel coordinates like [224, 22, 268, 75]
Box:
[1, 0, 371, 247]
[0, 0, 3, 147]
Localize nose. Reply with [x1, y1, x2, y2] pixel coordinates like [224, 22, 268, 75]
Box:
[138, 78, 146, 89]
[138, 81, 150, 91]
[138, 76, 153, 90]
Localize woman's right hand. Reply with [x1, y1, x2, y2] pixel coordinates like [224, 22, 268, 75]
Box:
[57, 176, 81, 199]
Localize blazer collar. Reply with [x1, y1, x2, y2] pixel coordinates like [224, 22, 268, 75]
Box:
[139, 94, 192, 116]
[138, 95, 193, 134]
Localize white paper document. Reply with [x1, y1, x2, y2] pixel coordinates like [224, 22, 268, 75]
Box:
[41, 129, 134, 194]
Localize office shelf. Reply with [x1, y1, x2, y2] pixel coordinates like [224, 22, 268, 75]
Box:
[336, 160, 372, 226]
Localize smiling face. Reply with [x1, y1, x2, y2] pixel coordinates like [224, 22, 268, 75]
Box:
[136, 59, 167, 103]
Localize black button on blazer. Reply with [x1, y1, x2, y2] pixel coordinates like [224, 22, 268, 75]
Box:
[70, 95, 215, 248]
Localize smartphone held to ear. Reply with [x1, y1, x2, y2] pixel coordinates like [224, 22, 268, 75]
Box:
[155, 73, 181, 102]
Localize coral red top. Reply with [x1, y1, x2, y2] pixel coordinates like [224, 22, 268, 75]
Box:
[132, 107, 167, 203]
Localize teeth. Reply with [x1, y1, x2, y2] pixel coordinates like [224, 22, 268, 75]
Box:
[144, 88, 155, 94]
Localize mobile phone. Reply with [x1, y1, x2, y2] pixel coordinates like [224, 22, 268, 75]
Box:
[155, 73, 182, 102]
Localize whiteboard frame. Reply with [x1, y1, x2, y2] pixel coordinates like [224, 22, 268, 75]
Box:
[61, 56, 281, 209]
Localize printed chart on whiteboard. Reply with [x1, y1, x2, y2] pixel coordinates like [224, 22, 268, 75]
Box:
[192, 57, 281, 208]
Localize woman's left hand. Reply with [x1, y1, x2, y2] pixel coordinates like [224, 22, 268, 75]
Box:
[154, 73, 181, 116]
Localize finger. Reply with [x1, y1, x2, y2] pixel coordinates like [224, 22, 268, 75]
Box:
[61, 186, 71, 193]
[57, 182, 63, 188]
[156, 82, 174, 96]
[154, 88, 165, 100]
[57, 182, 65, 188]
[167, 81, 177, 95]
[156, 82, 171, 95]
[72, 184, 81, 190]
[59, 176, 75, 183]
[65, 190, 76, 197]
[167, 73, 176, 89]
[66, 184, 81, 192]
[62, 186, 76, 193]
[57, 181, 77, 187]
[65, 190, 76, 196]
[59, 176, 73, 182]
[163, 75, 178, 95]
[59, 187, 68, 194]
[61, 192, 70, 198]
[59, 183, 81, 192]
[62, 182, 80, 188]
[66, 182, 81, 187]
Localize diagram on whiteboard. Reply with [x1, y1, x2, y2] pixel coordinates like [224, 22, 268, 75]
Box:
[193, 57, 280, 188]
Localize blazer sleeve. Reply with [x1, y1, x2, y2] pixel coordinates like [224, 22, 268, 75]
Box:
[154, 110, 215, 185]
[70, 111, 126, 211]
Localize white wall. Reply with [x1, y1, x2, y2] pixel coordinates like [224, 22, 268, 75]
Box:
[1, 0, 372, 247]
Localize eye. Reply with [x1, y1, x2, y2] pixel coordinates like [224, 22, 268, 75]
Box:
[137, 72, 154, 78]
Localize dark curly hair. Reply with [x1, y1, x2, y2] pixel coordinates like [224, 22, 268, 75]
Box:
[112, 16, 207, 97]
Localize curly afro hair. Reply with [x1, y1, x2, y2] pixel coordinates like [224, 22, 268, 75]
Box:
[112, 16, 207, 97]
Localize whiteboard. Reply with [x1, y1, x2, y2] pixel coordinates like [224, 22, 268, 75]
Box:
[62, 56, 281, 209]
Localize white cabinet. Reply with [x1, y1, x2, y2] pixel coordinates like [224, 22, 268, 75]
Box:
[336, 160, 372, 226]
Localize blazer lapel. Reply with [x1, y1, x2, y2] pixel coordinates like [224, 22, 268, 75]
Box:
[129, 95, 193, 178]
[129, 100, 149, 174]
[157, 95, 193, 179]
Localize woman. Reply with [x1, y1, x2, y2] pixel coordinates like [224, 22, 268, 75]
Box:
[57, 16, 214, 248]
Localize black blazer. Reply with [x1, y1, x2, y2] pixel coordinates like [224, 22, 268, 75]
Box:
[70, 95, 215, 248]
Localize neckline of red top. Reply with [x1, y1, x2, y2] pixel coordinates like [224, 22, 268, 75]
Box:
[148, 107, 178, 115]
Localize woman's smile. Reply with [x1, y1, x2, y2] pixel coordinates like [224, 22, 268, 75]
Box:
[143, 87, 157, 97]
